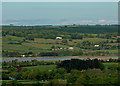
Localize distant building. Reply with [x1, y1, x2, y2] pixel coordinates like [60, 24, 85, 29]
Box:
[117, 36, 120, 38]
[60, 48, 63, 49]
[69, 47, 74, 50]
[29, 54, 32, 56]
[64, 48, 67, 49]
[56, 37, 62, 39]
[21, 55, 25, 57]
[52, 49, 54, 51]
[94, 45, 99, 47]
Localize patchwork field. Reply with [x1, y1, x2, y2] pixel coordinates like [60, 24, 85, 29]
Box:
[2, 35, 118, 56]
[23, 65, 57, 71]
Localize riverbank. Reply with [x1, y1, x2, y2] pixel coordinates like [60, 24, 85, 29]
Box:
[2, 56, 119, 62]
[2, 56, 119, 59]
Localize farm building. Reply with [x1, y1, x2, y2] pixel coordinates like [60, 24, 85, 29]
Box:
[21, 54, 25, 57]
[117, 36, 120, 38]
[68, 47, 74, 50]
[56, 37, 62, 39]
[94, 45, 99, 47]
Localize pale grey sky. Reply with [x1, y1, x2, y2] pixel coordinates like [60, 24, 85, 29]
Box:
[2, 0, 119, 2]
[2, 2, 118, 25]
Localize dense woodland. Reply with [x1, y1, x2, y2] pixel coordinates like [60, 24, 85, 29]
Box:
[2, 25, 118, 39]
[2, 25, 119, 57]
[2, 59, 119, 86]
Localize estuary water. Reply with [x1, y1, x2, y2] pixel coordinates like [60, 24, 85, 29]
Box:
[2, 57, 119, 62]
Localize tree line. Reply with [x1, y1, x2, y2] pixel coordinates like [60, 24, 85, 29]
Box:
[2, 59, 119, 86]
[2, 25, 118, 39]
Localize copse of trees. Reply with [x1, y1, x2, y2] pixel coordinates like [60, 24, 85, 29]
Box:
[2, 51, 21, 57]
[39, 52, 58, 56]
[2, 25, 118, 39]
[57, 59, 104, 72]
[2, 59, 119, 85]
[71, 33, 83, 39]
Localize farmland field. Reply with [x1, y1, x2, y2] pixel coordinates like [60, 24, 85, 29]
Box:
[23, 65, 56, 71]
[2, 25, 119, 57]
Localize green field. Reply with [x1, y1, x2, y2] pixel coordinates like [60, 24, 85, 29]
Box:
[2, 25, 119, 57]
[23, 65, 57, 71]
[2, 80, 48, 85]
[103, 62, 119, 70]
[2, 35, 118, 56]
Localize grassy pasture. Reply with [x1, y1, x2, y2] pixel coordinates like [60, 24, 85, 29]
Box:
[103, 62, 119, 70]
[2, 35, 24, 44]
[34, 38, 61, 44]
[2, 35, 118, 56]
[22, 43, 69, 49]
[2, 80, 48, 85]
[23, 65, 57, 71]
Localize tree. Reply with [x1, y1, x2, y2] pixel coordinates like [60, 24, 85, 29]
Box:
[51, 46, 55, 49]
[26, 36, 34, 40]
[57, 59, 104, 72]
[75, 74, 87, 85]
[62, 39, 68, 44]
[48, 79, 67, 86]
[82, 41, 91, 46]
[76, 43, 81, 47]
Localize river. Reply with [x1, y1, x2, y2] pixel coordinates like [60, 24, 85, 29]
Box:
[1, 56, 119, 62]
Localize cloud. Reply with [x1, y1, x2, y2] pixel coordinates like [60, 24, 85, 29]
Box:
[3, 18, 118, 25]
[10, 22, 19, 24]
[107, 20, 118, 23]
[98, 20, 118, 24]
[78, 20, 93, 23]
[62, 20, 118, 25]
[61, 20, 93, 24]
[98, 20, 106, 23]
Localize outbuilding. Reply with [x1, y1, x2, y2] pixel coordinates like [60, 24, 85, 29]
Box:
[56, 37, 62, 39]
[94, 45, 99, 47]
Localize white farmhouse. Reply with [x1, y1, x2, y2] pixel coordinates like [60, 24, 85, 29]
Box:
[56, 37, 62, 39]
[21, 54, 25, 57]
[69, 47, 74, 50]
[94, 45, 99, 47]
[60, 48, 63, 49]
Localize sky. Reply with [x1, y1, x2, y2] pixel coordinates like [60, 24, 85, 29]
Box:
[2, 0, 120, 2]
[2, 2, 118, 25]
